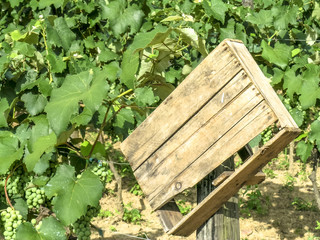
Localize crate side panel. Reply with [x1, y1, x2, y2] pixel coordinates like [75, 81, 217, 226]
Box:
[121, 43, 242, 171]
[135, 83, 261, 197]
[168, 128, 301, 236]
[149, 101, 277, 209]
[225, 40, 298, 128]
[134, 70, 251, 191]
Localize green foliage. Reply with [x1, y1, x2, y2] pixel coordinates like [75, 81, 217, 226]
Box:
[0, 0, 319, 238]
[122, 203, 142, 224]
[239, 185, 270, 216]
[292, 197, 318, 211]
[176, 199, 193, 216]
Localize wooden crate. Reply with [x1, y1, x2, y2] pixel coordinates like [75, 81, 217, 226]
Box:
[120, 39, 300, 236]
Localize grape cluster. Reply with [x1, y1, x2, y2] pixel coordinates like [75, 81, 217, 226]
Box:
[0, 207, 23, 240]
[261, 127, 273, 145]
[72, 206, 100, 240]
[89, 160, 113, 183]
[25, 187, 46, 209]
[6, 167, 28, 198]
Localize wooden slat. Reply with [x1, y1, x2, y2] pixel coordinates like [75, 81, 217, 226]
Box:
[120, 43, 242, 171]
[168, 127, 301, 236]
[149, 101, 277, 209]
[225, 40, 298, 129]
[212, 171, 265, 187]
[137, 85, 262, 198]
[156, 201, 183, 233]
[134, 71, 252, 190]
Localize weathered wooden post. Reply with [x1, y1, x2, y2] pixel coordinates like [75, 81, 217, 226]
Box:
[197, 157, 240, 240]
[120, 39, 300, 238]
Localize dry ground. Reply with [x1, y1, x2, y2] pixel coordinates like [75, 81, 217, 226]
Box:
[90, 157, 320, 240]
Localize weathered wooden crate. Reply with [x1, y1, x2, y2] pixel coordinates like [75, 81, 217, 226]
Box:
[120, 39, 300, 236]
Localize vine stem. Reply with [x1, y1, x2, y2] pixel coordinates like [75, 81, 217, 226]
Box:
[4, 164, 22, 209]
[309, 147, 320, 210]
[40, 21, 53, 84]
[87, 89, 133, 160]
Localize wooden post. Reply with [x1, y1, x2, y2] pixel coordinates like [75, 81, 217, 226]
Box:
[196, 156, 239, 240]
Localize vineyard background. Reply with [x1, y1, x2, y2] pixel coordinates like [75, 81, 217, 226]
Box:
[0, 0, 319, 239]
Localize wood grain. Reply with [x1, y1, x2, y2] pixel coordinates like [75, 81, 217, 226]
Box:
[134, 71, 251, 190]
[168, 127, 301, 236]
[138, 84, 262, 198]
[156, 201, 183, 233]
[149, 101, 277, 209]
[121, 43, 242, 171]
[212, 171, 265, 187]
[225, 40, 298, 129]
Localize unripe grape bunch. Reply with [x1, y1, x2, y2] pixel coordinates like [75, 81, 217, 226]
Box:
[25, 187, 46, 209]
[0, 207, 23, 240]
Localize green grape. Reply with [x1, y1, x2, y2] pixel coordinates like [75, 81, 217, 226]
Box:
[71, 206, 100, 239]
[25, 187, 46, 209]
[89, 159, 113, 183]
[5, 167, 28, 199]
[0, 207, 24, 240]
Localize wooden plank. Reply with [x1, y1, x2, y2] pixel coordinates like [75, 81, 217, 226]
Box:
[245, 172, 266, 185]
[196, 157, 239, 240]
[137, 85, 262, 197]
[225, 40, 298, 129]
[212, 171, 265, 187]
[134, 70, 252, 187]
[120, 42, 242, 171]
[156, 201, 183, 233]
[149, 101, 277, 209]
[168, 127, 301, 236]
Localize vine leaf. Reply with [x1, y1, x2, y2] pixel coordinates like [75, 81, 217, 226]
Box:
[0, 131, 24, 175]
[261, 40, 293, 69]
[272, 5, 299, 30]
[120, 26, 170, 88]
[38, 216, 67, 240]
[21, 93, 48, 116]
[246, 10, 273, 28]
[46, 17, 76, 51]
[45, 69, 109, 135]
[203, 0, 228, 24]
[298, 80, 320, 109]
[16, 217, 66, 240]
[309, 120, 320, 148]
[296, 141, 313, 163]
[100, 0, 144, 36]
[134, 87, 158, 107]
[44, 165, 103, 225]
[0, 98, 9, 127]
[16, 222, 41, 240]
[24, 132, 57, 172]
[283, 69, 302, 100]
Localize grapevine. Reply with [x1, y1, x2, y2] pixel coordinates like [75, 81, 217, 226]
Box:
[0, 0, 318, 238]
[0, 207, 23, 240]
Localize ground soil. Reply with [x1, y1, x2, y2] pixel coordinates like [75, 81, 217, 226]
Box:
[90, 157, 320, 240]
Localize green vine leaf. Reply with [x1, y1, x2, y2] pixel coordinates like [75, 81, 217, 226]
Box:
[100, 0, 144, 36]
[21, 93, 48, 116]
[16, 217, 66, 240]
[296, 141, 313, 163]
[261, 40, 293, 69]
[309, 120, 320, 148]
[134, 86, 158, 107]
[46, 17, 76, 51]
[203, 0, 228, 24]
[45, 69, 109, 135]
[0, 98, 9, 127]
[44, 165, 103, 225]
[24, 132, 57, 172]
[0, 131, 24, 175]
